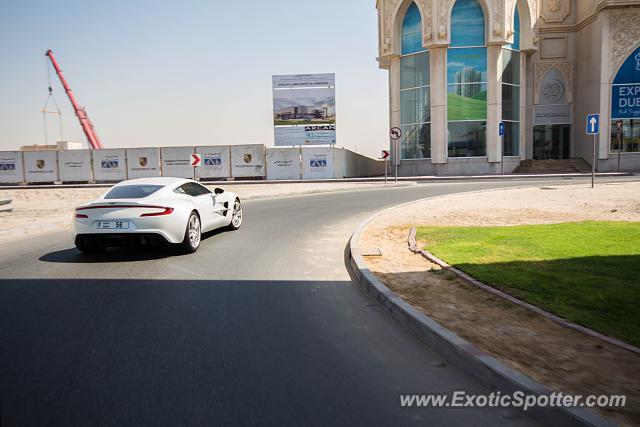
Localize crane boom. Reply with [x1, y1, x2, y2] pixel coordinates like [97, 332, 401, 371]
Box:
[45, 50, 103, 149]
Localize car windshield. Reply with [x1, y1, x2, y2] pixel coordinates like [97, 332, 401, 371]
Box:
[104, 184, 164, 199]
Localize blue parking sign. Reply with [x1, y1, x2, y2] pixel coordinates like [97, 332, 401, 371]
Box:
[586, 114, 600, 135]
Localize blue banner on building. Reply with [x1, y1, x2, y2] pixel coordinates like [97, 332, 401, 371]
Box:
[612, 46, 640, 119]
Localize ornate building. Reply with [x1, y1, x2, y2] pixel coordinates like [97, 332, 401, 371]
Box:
[376, 0, 640, 175]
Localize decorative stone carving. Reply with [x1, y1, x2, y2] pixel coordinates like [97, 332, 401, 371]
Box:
[610, 8, 640, 77]
[381, 0, 402, 55]
[417, 0, 433, 43]
[437, 0, 455, 41]
[493, 0, 504, 37]
[534, 61, 573, 104]
[541, 0, 570, 23]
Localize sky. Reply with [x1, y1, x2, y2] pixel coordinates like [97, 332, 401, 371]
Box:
[0, 0, 389, 158]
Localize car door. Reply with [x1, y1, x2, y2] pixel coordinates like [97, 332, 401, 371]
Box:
[181, 183, 215, 229]
[193, 183, 229, 230]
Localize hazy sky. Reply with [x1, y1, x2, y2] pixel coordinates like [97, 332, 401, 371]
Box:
[0, 0, 389, 158]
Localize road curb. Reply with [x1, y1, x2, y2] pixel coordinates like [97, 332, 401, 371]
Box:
[347, 197, 617, 427]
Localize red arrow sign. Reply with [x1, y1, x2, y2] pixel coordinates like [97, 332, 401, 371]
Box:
[381, 150, 390, 159]
[191, 153, 202, 167]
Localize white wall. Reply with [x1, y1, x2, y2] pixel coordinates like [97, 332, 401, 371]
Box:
[195, 146, 231, 180]
[161, 146, 195, 179]
[93, 149, 127, 182]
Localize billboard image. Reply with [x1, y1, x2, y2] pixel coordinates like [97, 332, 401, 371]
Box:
[273, 73, 336, 146]
[273, 88, 335, 126]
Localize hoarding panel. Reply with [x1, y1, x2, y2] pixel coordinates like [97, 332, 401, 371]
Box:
[0, 151, 24, 183]
[161, 146, 195, 178]
[302, 147, 334, 179]
[24, 151, 58, 182]
[266, 148, 301, 180]
[195, 146, 231, 179]
[93, 149, 127, 182]
[126, 148, 161, 179]
[231, 144, 265, 177]
[58, 150, 92, 182]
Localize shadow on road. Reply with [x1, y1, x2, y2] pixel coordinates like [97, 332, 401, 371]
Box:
[38, 229, 229, 263]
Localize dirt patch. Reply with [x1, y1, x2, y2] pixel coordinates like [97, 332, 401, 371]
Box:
[360, 182, 640, 427]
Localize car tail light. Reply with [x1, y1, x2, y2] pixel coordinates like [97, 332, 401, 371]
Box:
[140, 207, 174, 217]
[75, 211, 88, 218]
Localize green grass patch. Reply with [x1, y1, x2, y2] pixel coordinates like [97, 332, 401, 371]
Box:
[416, 221, 640, 346]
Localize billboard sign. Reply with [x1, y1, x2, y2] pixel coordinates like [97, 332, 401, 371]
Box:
[58, 150, 92, 182]
[195, 146, 231, 180]
[0, 151, 24, 183]
[161, 146, 195, 178]
[24, 150, 58, 182]
[93, 148, 126, 181]
[273, 73, 336, 146]
[126, 148, 161, 179]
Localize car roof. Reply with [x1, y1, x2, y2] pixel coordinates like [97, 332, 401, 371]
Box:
[115, 177, 192, 187]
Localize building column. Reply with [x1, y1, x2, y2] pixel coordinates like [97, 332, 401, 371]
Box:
[429, 46, 448, 164]
[487, 45, 503, 163]
[388, 54, 401, 164]
[519, 51, 527, 160]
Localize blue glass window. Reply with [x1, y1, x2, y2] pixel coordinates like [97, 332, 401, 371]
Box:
[402, 3, 423, 55]
[509, 7, 520, 50]
[450, 0, 485, 47]
[611, 46, 640, 153]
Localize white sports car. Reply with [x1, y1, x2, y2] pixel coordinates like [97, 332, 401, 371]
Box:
[73, 177, 242, 253]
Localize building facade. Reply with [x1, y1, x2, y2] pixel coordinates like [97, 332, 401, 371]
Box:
[376, 0, 640, 175]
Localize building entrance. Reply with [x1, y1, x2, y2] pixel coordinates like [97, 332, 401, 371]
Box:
[533, 125, 571, 160]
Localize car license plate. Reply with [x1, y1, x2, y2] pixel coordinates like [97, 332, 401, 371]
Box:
[97, 220, 130, 230]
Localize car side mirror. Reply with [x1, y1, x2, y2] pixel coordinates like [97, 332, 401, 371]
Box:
[214, 188, 224, 195]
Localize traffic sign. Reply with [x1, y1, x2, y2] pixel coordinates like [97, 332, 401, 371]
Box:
[499, 122, 505, 136]
[586, 114, 600, 135]
[191, 153, 202, 167]
[390, 127, 402, 140]
[381, 150, 390, 159]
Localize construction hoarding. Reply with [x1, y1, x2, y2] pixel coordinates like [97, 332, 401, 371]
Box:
[93, 148, 127, 182]
[126, 148, 161, 179]
[231, 144, 265, 177]
[266, 148, 301, 180]
[195, 146, 231, 180]
[0, 151, 25, 183]
[58, 150, 92, 182]
[24, 150, 58, 182]
[161, 146, 195, 179]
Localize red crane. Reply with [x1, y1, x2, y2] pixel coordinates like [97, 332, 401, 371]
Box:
[45, 49, 103, 149]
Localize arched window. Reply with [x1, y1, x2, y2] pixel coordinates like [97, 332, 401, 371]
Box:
[400, 2, 431, 159]
[611, 46, 640, 153]
[502, 6, 521, 156]
[447, 0, 487, 157]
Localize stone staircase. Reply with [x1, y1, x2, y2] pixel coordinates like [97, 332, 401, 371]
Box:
[513, 159, 592, 174]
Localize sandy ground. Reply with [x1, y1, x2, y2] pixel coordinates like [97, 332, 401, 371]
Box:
[0, 182, 412, 242]
[360, 181, 640, 427]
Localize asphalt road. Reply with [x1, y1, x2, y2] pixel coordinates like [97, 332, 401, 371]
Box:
[1, 177, 631, 426]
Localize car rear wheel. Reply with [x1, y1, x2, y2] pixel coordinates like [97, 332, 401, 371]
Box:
[227, 198, 242, 230]
[178, 211, 201, 253]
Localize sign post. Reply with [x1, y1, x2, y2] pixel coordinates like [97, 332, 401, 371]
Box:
[389, 127, 402, 183]
[586, 114, 600, 188]
[499, 122, 505, 175]
[381, 150, 390, 183]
